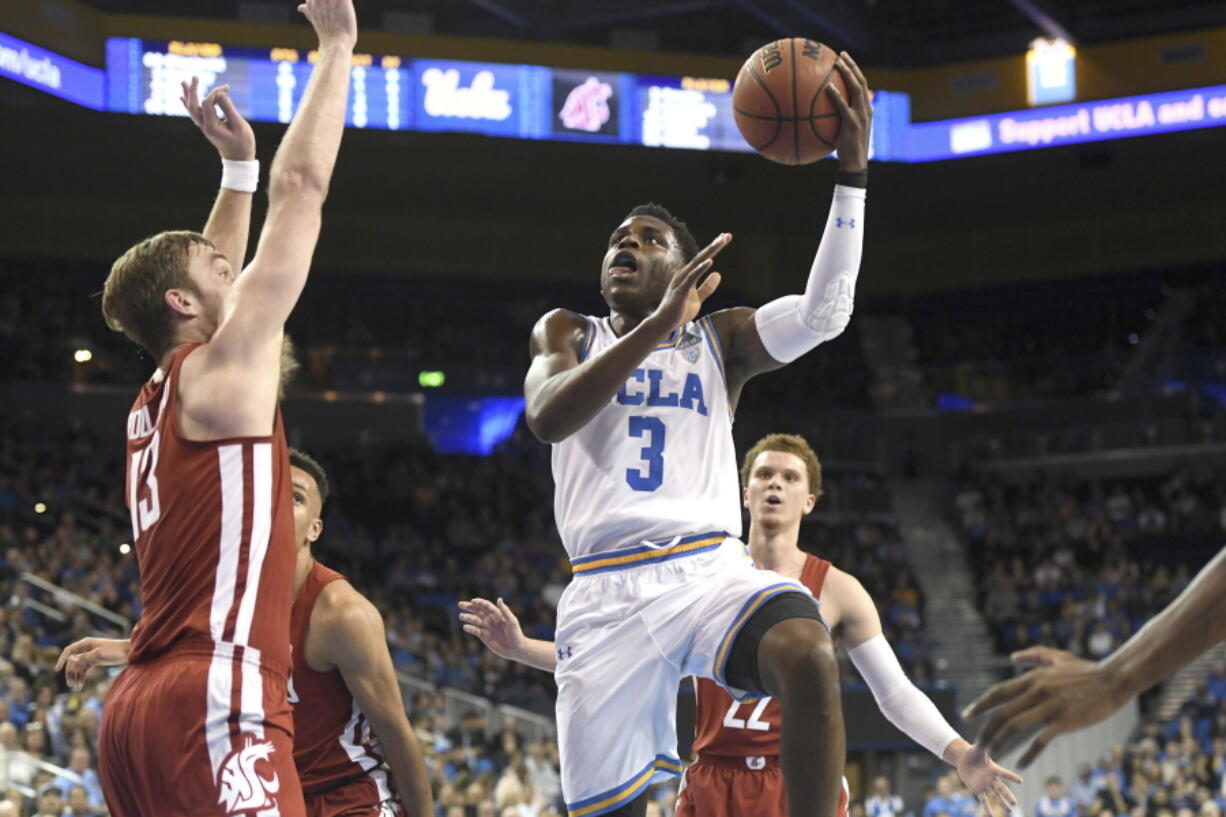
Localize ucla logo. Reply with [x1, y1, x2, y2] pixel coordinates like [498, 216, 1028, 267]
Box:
[677, 334, 702, 364]
[617, 368, 708, 416]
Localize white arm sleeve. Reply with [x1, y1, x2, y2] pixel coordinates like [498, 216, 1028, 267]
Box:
[753, 184, 866, 363]
[848, 634, 961, 759]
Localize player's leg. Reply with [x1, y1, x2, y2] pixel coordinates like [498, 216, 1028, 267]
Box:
[554, 594, 684, 817]
[724, 596, 845, 817]
[598, 794, 649, 817]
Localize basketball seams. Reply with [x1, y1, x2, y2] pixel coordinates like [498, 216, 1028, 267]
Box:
[734, 109, 839, 122]
[789, 38, 800, 165]
[742, 61, 783, 152]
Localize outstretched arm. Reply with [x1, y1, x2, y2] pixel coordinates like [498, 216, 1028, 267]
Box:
[55, 637, 130, 690]
[831, 569, 1020, 812]
[524, 234, 729, 443]
[317, 588, 433, 817]
[181, 78, 257, 271]
[713, 53, 873, 403]
[965, 546, 1226, 766]
[459, 597, 558, 672]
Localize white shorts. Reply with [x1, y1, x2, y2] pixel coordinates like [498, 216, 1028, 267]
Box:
[554, 532, 816, 817]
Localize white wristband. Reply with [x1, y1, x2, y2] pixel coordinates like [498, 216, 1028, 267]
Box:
[221, 158, 259, 193]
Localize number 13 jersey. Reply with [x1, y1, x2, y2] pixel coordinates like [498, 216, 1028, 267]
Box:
[551, 315, 742, 560]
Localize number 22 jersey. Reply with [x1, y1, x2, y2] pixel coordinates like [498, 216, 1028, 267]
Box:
[551, 315, 743, 560]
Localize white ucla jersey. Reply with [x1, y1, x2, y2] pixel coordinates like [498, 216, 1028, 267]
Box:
[552, 314, 743, 559]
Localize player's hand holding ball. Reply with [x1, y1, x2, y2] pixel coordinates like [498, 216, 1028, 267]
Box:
[733, 39, 873, 169]
[829, 52, 872, 173]
[298, 0, 358, 49]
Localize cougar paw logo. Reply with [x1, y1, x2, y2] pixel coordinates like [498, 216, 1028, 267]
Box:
[217, 736, 280, 815]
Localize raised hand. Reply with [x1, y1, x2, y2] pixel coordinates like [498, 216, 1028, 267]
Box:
[55, 637, 130, 691]
[650, 233, 731, 332]
[956, 743, 1023, 817]
[962, 653, 1125, 767]
[826, 52, 873, 173]
[298, 0, 358, 49]
[180, 78, 255, 161]
[459, 597, 527, 662]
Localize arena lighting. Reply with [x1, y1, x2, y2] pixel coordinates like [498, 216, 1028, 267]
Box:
[1026, 37, 1076, 106]
[34, 502, 47, 514]
[119, 543, 131, 555]
[73, 348, 93, 363]
[418, 370, 446, 388]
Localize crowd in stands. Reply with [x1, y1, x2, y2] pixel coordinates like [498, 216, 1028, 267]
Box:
[0, 261, 873, 410]
[0, 398, 931, 814]
[909, 273, 1163, 405]
[951, 469, 1225, 658]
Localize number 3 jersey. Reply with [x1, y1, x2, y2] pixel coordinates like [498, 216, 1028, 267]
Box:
[551, 315, 743, 560]
[692, 555, 832, 757]
[123, 343, 297, 676]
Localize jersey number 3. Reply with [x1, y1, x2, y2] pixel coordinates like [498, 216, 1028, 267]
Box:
[626, 416, 665, 491]
[723, 697, 773, 731]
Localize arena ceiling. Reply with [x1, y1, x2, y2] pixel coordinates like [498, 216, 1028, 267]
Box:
[79, 0, 1226, 66]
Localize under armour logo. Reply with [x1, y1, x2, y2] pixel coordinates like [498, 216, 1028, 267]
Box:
[556, 645, 573, 661]
[835, 218, 856, 229]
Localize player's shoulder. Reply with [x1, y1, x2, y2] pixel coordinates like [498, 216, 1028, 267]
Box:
[313, 578, 383, 637]
[822, 564, 871, 601]
[530, 308, 591, 354]
[702, 306, 756, 333]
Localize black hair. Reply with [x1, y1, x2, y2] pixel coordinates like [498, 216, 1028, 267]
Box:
[625, 203, 699, 262]
[288, 448, 330, 506]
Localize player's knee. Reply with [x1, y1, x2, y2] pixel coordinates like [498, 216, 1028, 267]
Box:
[757, 618, 838, 700]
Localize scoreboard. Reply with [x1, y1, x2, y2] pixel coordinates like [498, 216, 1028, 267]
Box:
[8, 30, 1221, 162]
[103, 37, 908, 159]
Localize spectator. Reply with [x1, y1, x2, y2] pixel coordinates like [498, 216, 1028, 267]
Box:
[1036, 777, 1078, 817]
[867, 776, 905, 817]
[53, 748, 103, 810]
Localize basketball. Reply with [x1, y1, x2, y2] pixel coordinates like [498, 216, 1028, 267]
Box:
[733, 38, 847, 165]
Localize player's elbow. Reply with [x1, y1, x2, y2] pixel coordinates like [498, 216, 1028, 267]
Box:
[525, 408, 566, 444]
[268, 166, 330, 202]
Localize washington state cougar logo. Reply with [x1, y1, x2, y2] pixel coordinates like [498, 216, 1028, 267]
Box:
[217, 736, 280, 815]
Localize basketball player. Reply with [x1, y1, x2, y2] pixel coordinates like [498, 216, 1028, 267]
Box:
[58, 447, 433, 817]
[461, 434, 1021, 817]
[519, 51, 874, 817]
[965, 546, 1226, 766]
[69, 2, 356, 814]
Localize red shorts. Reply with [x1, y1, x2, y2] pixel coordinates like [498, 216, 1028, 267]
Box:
[99, 651, 305, 817]
[676, 755, 849, 817]
[305, 775, 405, 817]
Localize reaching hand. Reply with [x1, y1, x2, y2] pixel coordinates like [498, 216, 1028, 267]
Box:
[55, 637, 130, 691]
[180, 78, 256, 161]
[826, 52, 872, 173]
[298, 0, 358, 49]
[650, 233, 730, 332]
[962, 653, 1126, 767]
[459, 597, 528, 662]
[956, 744, 1022, 817]
[1010, 645, 1079, 668]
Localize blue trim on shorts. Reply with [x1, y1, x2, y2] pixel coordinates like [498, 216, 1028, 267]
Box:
[567, 755, 684, 817]
[568, 531, 728, 576]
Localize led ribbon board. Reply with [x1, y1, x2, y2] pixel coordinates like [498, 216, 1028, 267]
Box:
[909, 84, 1226, 162]
[102, 37, 908, 159]
[0, 31, 105, 110]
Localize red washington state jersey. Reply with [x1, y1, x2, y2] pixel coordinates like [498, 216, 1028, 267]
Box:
[693, 555, 832, 757]
[124, 343, 296, 675]
[290, 562, 399, 805]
